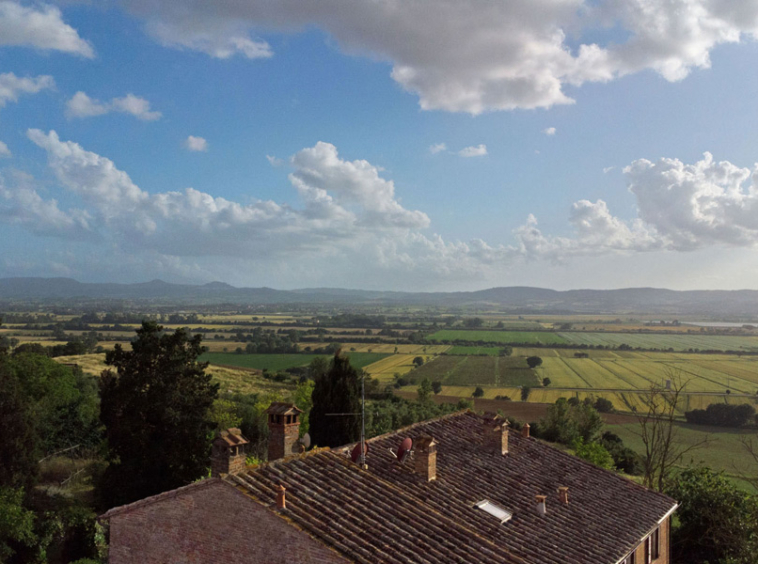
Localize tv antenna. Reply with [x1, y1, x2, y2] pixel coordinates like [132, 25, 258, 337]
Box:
[326, 371, 367, 467]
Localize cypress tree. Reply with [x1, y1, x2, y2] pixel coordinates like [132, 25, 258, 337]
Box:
[309, 352, 361, 448]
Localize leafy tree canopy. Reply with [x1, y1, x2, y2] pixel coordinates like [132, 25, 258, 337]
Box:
[99, 321, 218, 508]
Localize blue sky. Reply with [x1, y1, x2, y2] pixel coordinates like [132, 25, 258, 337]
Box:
[2, 0, 758, 291]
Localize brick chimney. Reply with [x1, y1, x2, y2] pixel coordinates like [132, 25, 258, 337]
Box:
[276, 484, 286, 510]
[558, 486, 569, 505]
[535, 494, 547, 516]
[415, 435, 437, 482]
[483, 416, 509, 455]
[266, 403, 303, 461]
[521, 423, 530, 438]
[211, 428, 249, 477]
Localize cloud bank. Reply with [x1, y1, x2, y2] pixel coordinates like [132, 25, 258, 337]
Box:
[121, 0, 758, 113]
[5, 131, 758, 285]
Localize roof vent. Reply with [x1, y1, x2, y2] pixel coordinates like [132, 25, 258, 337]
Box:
[414, 435, 437, 482]
[558, 486, 569, 505]
[277, 484, 286, 510]
[521, 423, 530, 438]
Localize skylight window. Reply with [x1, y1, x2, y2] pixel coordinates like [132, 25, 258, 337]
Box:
[475, 500, 512, 523]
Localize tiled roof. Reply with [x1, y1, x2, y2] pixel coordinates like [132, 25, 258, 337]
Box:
[214, 428, 249, 447]
[230, 411, 677, 564]
[265, 402, 303, 415]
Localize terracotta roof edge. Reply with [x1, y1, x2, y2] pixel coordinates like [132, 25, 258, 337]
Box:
[99, 477, 230, 521]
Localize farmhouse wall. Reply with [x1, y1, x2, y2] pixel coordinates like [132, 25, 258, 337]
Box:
[631, 515, 671, 564]
[107, 479, 349, 564]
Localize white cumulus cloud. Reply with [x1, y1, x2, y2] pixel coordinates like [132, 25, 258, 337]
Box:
[544, 127, 556, 136]
[0, 141, 10, 158]
[0, 73, 54, 109]
[0, 1, 94, 57]
[429, 143, 446, 154]
[184, 136, 208, 152]
[119, 0, 758, 113]
[458, 144, 488, 158]
[65, 91, 162, 121]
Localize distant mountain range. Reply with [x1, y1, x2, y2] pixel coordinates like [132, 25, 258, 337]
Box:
[3, 277, 758, 316]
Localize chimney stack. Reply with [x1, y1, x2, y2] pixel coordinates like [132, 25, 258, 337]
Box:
[483, 416, 509, 455]
[210, 428, 249, 478]
[265, 403, 303, 461]
[558, 487, 569, 505]
[415, 435, 437, 482]
[521, 423, 530, 438]
[535, 495, 547, 516]
[276, 484, 286, 510]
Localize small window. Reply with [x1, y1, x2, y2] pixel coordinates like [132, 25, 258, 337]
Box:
[622, 552, 636, 564]
[475, 500, 512, 523]
[651, 527, 660, 559]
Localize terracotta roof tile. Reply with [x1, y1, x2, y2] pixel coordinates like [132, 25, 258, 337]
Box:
[231, 411, 676, 564]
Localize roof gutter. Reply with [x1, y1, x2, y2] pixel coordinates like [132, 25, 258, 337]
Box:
[612, 503, 678, 564]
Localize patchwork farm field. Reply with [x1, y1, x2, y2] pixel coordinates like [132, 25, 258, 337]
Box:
[447, 346, 502, 355]
[427, 330, 569, 345]
[427, 329, 758, 351]
[536, 354, 758, 394]
[362, 354, 436, 383]
[200, 352, 389, 372]
[409, 355, 539, 388]
[558, 332, 758, 351]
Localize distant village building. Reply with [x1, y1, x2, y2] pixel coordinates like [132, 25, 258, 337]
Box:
[101, 407, 676, 564]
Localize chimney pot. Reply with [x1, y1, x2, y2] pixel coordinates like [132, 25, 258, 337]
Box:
[535, 494, 547, 515]
[276, 484, 286, 510]
[558, 486, 569, 505]
[415, 435, 437, 482]
[522, 423, 530, 438]
[483, 416, 509, 455]
[210, 428, 249, 478]
[265, 403, 303, 461]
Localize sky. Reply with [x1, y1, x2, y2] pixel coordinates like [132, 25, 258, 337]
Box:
[1, 1, 758, 291]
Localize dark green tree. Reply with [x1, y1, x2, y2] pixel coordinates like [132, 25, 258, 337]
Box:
[542, 377, 551, 387]
[99, 322, 218, 508]
[432, 381, 443, 395]
[309, 352, 360, 448]
[0, 362, 38, 490]
[521, 386, 532, 401]
[499, 346, 513, 357]
[526, 356, 543, 368]
[417, 378, 433, 402]
[412, 356, 424, 367]
[473, 386, 484, 398]
[667, 467, 758, 564]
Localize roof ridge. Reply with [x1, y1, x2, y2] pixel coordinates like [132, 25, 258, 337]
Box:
[363, 409, 474, 444]
[100, 477, 225, 520]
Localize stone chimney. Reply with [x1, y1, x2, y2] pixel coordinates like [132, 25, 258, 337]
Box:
[521, 423, 530, 438]
[211, 428, 249, 477]
[415, 435, 437, 482]
[483, 416, 509, 455]
[266, 403, 303, 461]
[558, 486, 569, 505]
[535, 494, 547, 516]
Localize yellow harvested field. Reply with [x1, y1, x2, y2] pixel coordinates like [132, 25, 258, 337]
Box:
[53, 353, 288, 395]
[363, 354, 435, 383]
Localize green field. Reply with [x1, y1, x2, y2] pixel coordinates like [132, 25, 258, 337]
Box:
[447, 346, 502, 355]
[559, 332, 758, 351]
[607, 422, 758, 491]
[536, 354, 758, 394]
[427, 329, 758, 352]
[200, 352, 389, 372]
[410, 355, 539, 387]
[427, 330, 569, 345]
